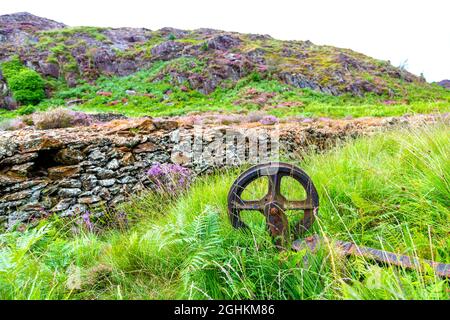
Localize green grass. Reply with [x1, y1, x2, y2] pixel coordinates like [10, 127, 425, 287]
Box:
[0, 125, 448, 300]
[1, 61, 449, 122]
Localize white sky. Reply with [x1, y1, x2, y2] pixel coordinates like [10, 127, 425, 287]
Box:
[1, 0, 449, 82]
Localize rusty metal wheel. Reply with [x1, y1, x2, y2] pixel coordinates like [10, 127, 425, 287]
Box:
[227, 162, 319, 248]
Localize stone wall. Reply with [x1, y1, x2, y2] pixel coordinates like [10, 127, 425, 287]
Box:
[0, 114, 445, 227]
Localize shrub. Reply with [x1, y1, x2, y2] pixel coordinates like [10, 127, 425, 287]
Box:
[200, 42, 209, 51]
[1, 59, 46, 105]
[17, 105, 36, 115]
[0, 56, 23, 79]
[32, 108, 93, 130]
[249, 71, 262, 82]
[146, 163, 192, 195]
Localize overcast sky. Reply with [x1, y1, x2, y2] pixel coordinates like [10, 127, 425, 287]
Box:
[1, 0, 449, 82]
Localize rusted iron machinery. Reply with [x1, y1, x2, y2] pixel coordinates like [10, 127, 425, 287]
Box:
[227, 162, 450, 278]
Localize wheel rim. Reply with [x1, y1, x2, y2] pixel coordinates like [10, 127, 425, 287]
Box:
[227, 162, 319, 248]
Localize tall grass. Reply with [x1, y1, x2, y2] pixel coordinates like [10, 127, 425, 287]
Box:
[0, 125, 448, 300]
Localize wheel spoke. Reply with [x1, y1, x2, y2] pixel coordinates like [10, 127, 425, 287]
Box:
[267, 174, 282, 198]
[232, 198, 265, 211]
[285, 199, 315, 210]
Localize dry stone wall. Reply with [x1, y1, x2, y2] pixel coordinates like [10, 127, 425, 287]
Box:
[0, 114, 445, 227]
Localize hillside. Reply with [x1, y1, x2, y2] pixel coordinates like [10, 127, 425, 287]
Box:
[0, 11, 449, 302]
[0, 12, 448, 119]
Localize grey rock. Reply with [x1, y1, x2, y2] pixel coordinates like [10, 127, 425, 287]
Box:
[7, 211, 31, 228]
[62, 204, 88, 217]
[59, 179, 82, 189]
[52, 198, 75, 211]
[89, 149, 106, 162]
[58, 188, 82, 198]
[106, 159, 120, 170]
[119, 176, 137, 184]
[78, 196, 102, 204]
[81, 174, 97, 190]
[98, 179, 116, 187]
[96, 168, 116, 179]
[0, 152, 38, 166]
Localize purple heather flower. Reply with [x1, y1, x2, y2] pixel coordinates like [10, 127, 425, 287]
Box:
[146, 163, 192, 195]
[259, 115, 279, 125]
[81, 211, 94, 232]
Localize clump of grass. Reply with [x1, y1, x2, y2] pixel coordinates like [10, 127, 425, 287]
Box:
[0, 125, 448, 300]
[32, 108, 93, 129]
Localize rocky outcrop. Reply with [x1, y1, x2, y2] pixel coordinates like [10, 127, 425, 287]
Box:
[437, 80, 450, 89]
[0, 12, 433, 109]
[0, 113, 446, 228]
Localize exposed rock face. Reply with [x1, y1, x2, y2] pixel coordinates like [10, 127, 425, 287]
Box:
[437, 80, 450, 89]
[0, 12, 66, 43]
[0, 113, 446, 228]
[0, 12, 431, 109]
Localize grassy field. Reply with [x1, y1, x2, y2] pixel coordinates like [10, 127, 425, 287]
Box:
[1, 60, 449, 122]
[0, 124, 448, 300]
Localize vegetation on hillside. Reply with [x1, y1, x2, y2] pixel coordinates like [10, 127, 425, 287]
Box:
[1, 13, 449, 122]
[1, 60, 449, 122]
[0, 125, 448, 299]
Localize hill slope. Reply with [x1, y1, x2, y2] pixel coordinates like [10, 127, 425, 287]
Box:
[1, 12, 447, 114]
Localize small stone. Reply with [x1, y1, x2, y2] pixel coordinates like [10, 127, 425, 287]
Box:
[96, 168, 116, 179]
[52, 199, 75, 211]
[1, 189, 32, 202]
[133, 142, 157, 153]
[48, 165, 80, 180]
[153, 120, 179, 131]
[62, 204, 87, 217]
[0, 152, 38, 166]
[78, 196, 102, 204]
[120, 152, 135, 166]
[98, 179, 116, 187]
[0, 200, 26, 211]
[89, 149, 106, 162]
[58, 188, 82, 198]
[59, 179, 82, 189]
[106, 159, 120, 170]
[119, 176, 137, 184]
[81, 174, 98, 190]
[79, 191, 93, 197]
[10, 162, 34, 176]
[54, 148, 84, 165]
[97, 188, 111, 199]
[110, 195, 126, 206]
[110, 185, 121, 195]
[8, 211, 31, 227]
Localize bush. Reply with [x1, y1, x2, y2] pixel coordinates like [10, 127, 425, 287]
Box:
[17, 105, 36, 115]
[0, 56, 23, 79]
[32, 108, 93, 130]
[8, 69, 46, 105]
[1, 57, 46, 106]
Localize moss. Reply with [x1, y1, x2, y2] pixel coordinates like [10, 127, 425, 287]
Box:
[174, 38, 204, 45]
